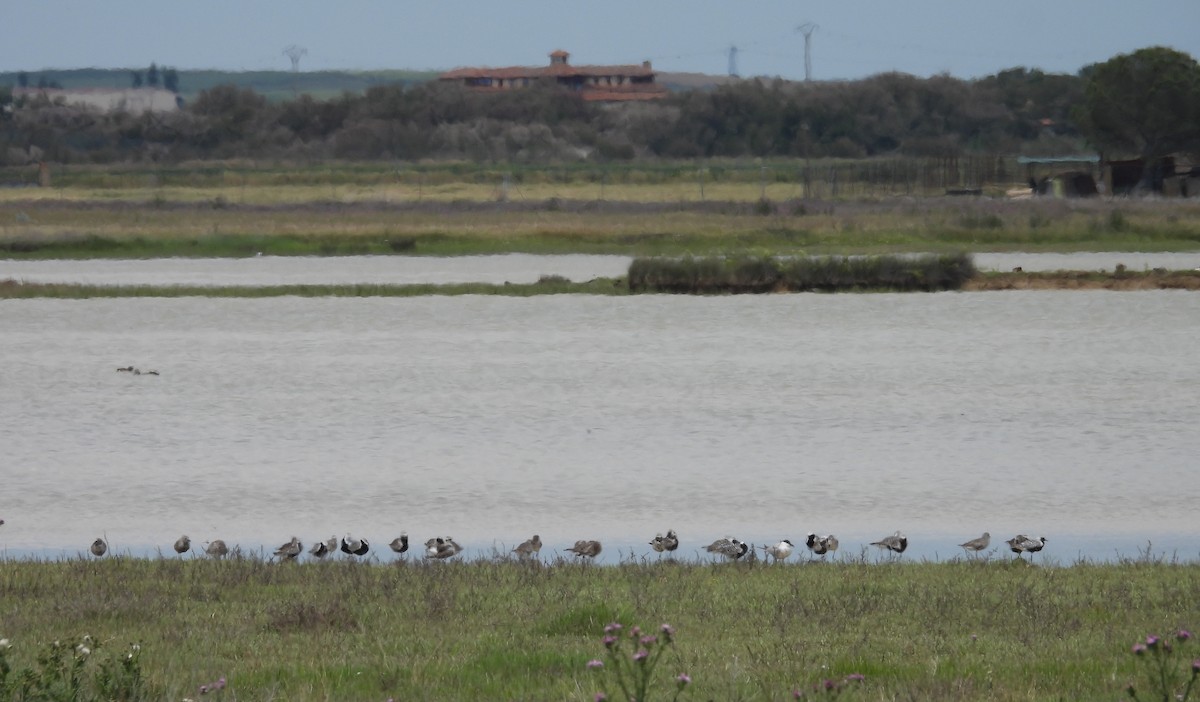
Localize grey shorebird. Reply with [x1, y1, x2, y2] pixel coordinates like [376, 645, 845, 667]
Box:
[871, 531, 908, 555]
[173, 535, 191, 555]
[90, 537, 108, 557]
[959, 532, 990, 556]
[274, 536, 303, 561]
[806, 533, 839, 558]
[564, 539, 602, 560]
[204, 539, 229, 558]
[705, 537, 748, 561]
[389, 532, 410, 556]
[513, 534, 542, 559]
[341, 535, 369, 557]
[309, 538, 333, 559]
[1006, 535, 1047, 562]
[426, 537, 464, 560]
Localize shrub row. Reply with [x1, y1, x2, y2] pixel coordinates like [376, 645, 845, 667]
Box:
[627, 252, 977, 294]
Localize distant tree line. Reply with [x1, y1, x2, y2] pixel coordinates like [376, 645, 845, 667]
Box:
[2, 48, 1196, 167]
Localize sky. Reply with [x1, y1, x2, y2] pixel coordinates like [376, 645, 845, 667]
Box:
[3, 1, 1198, 81]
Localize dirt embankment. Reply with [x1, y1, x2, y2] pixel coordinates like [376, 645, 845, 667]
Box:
[965, 269, 1200, 291]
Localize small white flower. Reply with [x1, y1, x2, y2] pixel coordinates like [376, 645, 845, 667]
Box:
[0, 638, 10, 649]
[131, 643, 141, 652]
[76, 644, 91, 656]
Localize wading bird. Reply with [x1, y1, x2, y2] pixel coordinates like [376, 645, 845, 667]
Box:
[513, 534, 542, 559]
[389, 532, 409, 556]
[116, 366, 135, 373]
[760, 539, 795, 562]
[273, 536, 302, 562]
[705, 537, 748, 561]
[426, 537, 463, 560]
[649, 533, 665, 552]
[662, 529, 679, 553]
[1006, 535, 1047, 563]
[959, 532, 990, 556]
[806, 533, 839, 559]
[173, 535, 191, 555]
[341, 535, 369, 557]
[871, 531, 908, 555]
[90, 537, 108, 557]
[565, 539, 602, 560]
[204, 539, 228, 558]
[309, 539, 332, 558]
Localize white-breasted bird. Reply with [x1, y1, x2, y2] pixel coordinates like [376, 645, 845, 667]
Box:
[426, 537, 463, 560]
[806, 533, 839, 558]
[309, 538, 333, 559]
[871, 531, 908, 554]
[760, 539, 795, 562]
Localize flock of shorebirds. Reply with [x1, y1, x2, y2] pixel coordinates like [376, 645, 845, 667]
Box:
[73, 529, 1050, 564]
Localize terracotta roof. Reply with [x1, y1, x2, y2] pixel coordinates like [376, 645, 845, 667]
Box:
[439, 63, 655, 80]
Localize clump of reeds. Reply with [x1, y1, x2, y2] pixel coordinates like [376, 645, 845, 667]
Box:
[627, 252, 977, 294]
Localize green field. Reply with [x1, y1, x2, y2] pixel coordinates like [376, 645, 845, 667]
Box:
[0, 556, 1197, 701]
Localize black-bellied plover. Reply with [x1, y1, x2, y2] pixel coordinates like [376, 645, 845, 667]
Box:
[173, 535, 191, 555]
[90, 537, 108, 557]
[274, 537, 303, 561]
[705, 537, 748, 561]
[389, 532, 409, 556]
[564, 539, 602, 560]
[871, 531, 908, 554]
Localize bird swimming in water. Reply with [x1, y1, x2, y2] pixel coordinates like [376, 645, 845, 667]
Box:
[871, 531, 908, 555]
[389, 532, 409, 556]
[513, 534, 542, 559]
[959, 532, 990, 556]
[90, 537, 108, 557]
[273, 536, 303, 561]
[705, 537, 748, 561]
[760, 539, 794, 562]
[173, 535, 191, 555]
[204, 540, 228, 558]
[564, 539, 602, 560]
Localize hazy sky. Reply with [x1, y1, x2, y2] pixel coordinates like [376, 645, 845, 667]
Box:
[4, 1, 1198, 80]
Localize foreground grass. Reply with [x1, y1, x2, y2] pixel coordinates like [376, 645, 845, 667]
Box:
[0, 557, 1195, 701]
[3, 195, 1200, 259]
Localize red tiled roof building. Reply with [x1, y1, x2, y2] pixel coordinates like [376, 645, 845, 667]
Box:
[438, 50, 668, 102]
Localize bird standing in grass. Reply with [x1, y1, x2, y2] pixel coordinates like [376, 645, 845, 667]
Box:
[90, 537, 107, 557]
[513, 534, 542, 560]
[204, 540, 228, 558]
[871, 531, 908, 555]
[341, 535, 369, 557]
[1006, 535, 1046, 563]
[309, 539, 331, 558]
[389, 532, 409, 556]
[426, 537, 463, 560]
[806, 533, 839, 559]
[565, 539, 602, 560]
[705, 537, 748, 561]
[662, 529, 679, 553]
[760, 539, 795, 562]
[173, 535, 191, 555]
[274, 536, 303, 561]
[959, 532, 990, 556]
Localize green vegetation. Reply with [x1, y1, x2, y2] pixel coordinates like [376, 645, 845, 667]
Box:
[628, 253, 976, 293]
[0, 557, 1195, 701]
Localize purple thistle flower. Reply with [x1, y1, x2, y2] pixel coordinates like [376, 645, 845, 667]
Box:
[586, 659, 604, 670]
[640, 635, 657, 646]
[1133, 643, 1147, 655]
[661, 624, 676, 641]
[1146, 635, 1161, 649]
[1193, 658, 1200, 673]
[604, 623, 622, 634]
[845, 673, 866, 682]
[594, 693, 607, 702]
[793, 689, 805, 700]
[630, 626, 642, 638]
[676, 673, 691, 687]
[823, 679, 836, 691]
[199, 684, 209, 695]
[633, 649, 649, 664]
[1178, 630, 1193, 642]
[603, 635, 617, 649]
[214, 677, 226, 690]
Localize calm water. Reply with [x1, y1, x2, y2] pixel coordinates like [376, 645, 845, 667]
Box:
[2, 291, 1198, 563]
[3, 252, 1200, 287]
